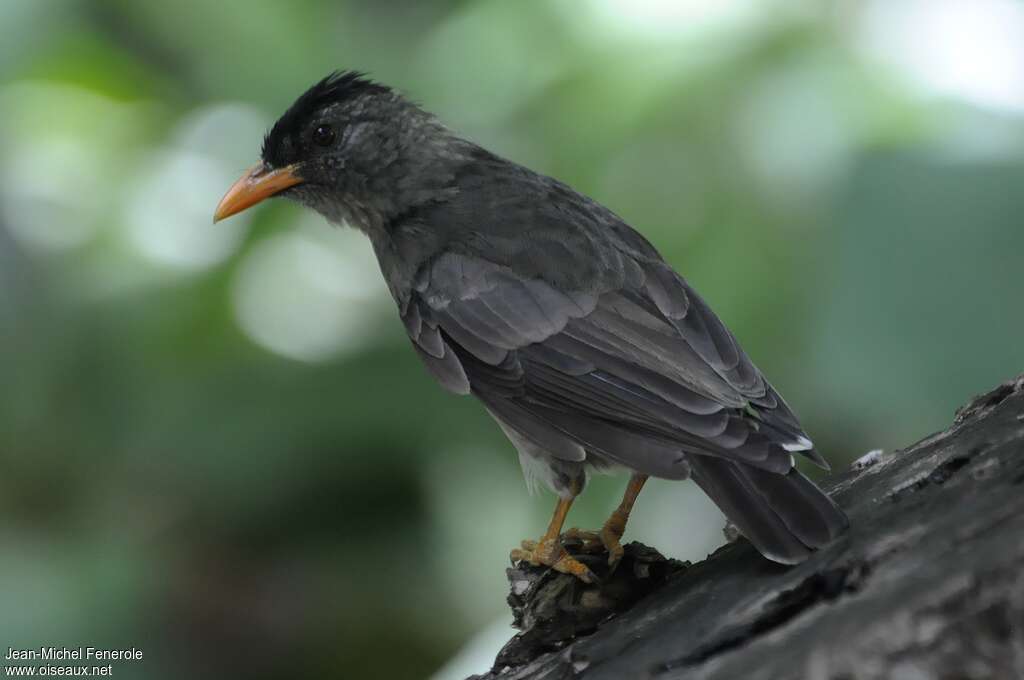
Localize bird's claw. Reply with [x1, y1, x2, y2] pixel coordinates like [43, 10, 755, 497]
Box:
[510, 537, 598, 583]
[564, 526, 625, 569]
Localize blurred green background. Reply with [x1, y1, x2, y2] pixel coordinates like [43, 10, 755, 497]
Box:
[1, 1, 1022, 678]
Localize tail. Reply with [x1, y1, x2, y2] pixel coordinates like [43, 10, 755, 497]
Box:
[689, 455, 849, 564]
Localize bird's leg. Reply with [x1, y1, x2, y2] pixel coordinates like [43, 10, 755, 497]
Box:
[510, 486, 597, 583]
[565, 474, 648, 566]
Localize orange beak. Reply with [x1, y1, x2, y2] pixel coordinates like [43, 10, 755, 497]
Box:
[213, 163, 304, 222]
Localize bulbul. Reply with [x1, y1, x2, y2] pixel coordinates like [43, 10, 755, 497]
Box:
[215, 72, 848, 582]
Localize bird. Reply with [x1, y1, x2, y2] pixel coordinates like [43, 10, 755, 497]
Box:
[214, 71, 848, 583]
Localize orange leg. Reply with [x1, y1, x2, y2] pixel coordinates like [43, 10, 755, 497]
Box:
[510, 489, 596, 583]
[566, 474, 648, 566]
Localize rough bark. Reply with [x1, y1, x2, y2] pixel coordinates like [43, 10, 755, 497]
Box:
[471, 375, 1024, 680]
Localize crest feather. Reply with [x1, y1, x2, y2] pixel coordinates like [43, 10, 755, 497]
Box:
[261, 71, 388, 166]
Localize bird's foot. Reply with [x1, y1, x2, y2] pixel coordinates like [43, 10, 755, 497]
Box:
[564, 518, 627, 568]
[510, 537, 597, 583]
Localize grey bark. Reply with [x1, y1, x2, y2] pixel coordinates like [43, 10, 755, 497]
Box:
[471, 375, 1024, 680]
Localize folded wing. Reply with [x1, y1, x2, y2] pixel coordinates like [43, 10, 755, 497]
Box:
[401, 251, 825, 477]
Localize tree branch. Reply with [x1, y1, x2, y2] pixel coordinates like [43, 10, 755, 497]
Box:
[472, 375, 1024, 680]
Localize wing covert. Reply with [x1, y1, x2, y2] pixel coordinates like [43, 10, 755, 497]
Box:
[400, 251, 821, 473]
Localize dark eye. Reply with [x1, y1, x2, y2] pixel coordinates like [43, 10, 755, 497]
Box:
[312, 124, 335, 146]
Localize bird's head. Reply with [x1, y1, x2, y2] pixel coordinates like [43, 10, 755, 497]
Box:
[214, 71, 456, 230]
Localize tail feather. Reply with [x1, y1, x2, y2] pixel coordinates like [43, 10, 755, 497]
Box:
[689, 455, 848, 565]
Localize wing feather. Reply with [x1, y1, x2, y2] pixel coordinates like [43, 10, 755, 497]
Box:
[400, 252, 820, 473]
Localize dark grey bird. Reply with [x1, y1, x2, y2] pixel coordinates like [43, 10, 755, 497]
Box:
[215, 72, 848, 582]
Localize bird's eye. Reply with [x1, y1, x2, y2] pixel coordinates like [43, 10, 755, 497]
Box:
[312, 124, 335, 146]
